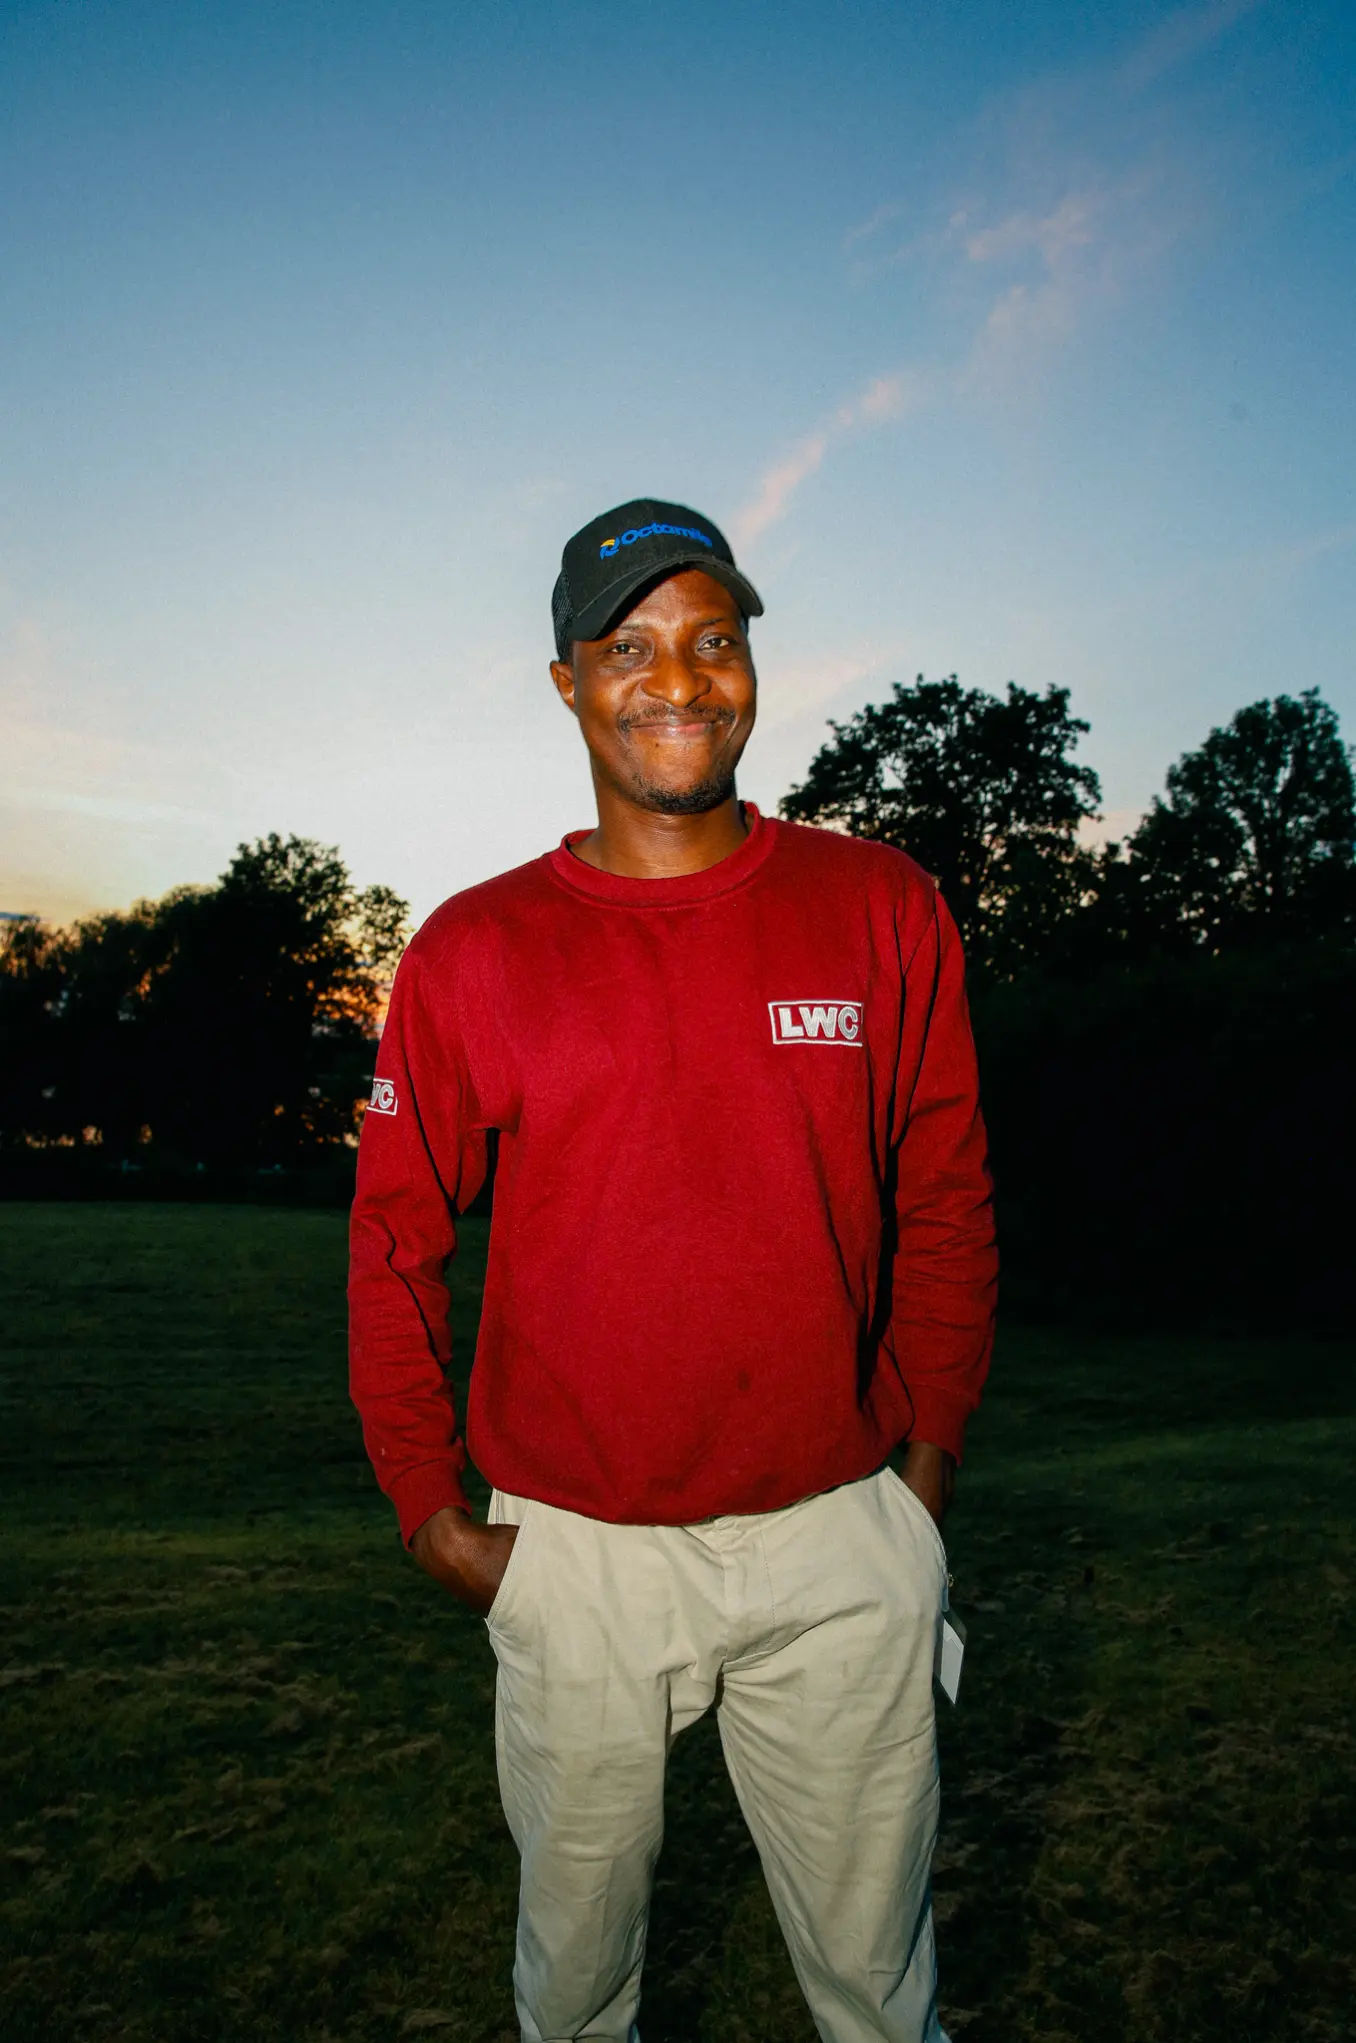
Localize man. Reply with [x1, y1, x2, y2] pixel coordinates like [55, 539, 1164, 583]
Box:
[349, 498, 997, 2043]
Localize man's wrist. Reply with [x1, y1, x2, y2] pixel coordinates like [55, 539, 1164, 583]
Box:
[901, 1439, 956, 1526]
[411, 1503, 473, 1554]
[903, 1439, 954, 1469]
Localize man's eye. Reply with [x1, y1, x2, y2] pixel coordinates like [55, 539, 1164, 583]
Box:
[700, 634, 733, 650]
[609, 639, 637, 654]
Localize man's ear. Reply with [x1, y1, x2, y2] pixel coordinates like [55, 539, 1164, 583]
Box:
[549, 658, 577, 714]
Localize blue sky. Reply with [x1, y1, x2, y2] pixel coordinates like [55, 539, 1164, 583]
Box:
[3, 0, 1353, 928]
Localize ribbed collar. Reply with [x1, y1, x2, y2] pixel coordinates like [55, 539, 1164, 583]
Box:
[546, 802, 777, 908]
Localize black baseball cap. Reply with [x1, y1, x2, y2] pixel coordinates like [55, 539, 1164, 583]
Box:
[551, 497, 763, 659]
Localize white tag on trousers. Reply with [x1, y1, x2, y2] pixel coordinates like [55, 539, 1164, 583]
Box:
[935, 1610, 966, 1705]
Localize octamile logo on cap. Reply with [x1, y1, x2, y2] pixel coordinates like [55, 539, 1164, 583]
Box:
[599, 522, 715, 560]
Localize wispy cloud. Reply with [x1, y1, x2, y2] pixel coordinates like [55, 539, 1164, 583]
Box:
[733, 371, 930, 547]
[0, 602, 228, 912]
[736, 4, 1242, 547]
[837, 370, 927, 426]
[755, 637, 917, 732]
[734, 433, 831, 547]
[1272, 521, 1356, 572]
[958, 188, 1104, 268]
[1224, 519, 1356, 586]
[1118, 0, 1269, 94]
[734, 165, 1168, 543]
[0, 712, 226, 833]
[0, 705, 227, 922]
[842, 199, 912, 252]
[959, 158, 1191, 385]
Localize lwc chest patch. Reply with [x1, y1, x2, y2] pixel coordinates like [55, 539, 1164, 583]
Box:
[768, 1000, 863, 1046]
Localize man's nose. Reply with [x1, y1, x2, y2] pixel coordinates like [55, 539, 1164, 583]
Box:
[642, 646, 709, 707]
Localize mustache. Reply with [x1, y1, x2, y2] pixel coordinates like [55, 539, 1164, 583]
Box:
[620, 707, 737, 731]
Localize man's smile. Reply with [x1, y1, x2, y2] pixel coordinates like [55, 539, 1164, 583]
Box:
[621, 710, 736, 738]
[631, 718, 726, 739]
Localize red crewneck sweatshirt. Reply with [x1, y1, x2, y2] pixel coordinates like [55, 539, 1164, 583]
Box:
[348, 808, 997, 1543]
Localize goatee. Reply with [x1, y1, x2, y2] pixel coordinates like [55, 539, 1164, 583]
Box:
[633, 768, 738, 816]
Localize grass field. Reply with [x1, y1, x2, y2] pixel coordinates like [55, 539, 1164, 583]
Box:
[1, 1203, 1353, 2043]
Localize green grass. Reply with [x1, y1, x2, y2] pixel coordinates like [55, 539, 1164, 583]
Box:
[1, 1204, 1353, 2043]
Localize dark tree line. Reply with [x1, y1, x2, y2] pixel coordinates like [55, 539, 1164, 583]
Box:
[0, 836, 408, 1170]
[782, 679, 1355, 978]
[5, 683, 1352, 1321]
[784, 681, 1356, 1323]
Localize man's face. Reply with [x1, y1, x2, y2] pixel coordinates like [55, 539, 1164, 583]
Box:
[550, 568, 757, 817]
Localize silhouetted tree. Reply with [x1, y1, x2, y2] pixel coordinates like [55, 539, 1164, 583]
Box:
[971, 688, 1356, 1322]
[0, 918, 68, 1146]
[0, 836, 409, 1165]
[43, 896, 187, 1153]
[1114, 689, 1356, 951]
[780, 679, 1355, 1322]
[780, 675, 1101, 978]
[138, 836, 409, 1164]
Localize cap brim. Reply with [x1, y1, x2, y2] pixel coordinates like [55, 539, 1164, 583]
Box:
[571, 555, 763, 645]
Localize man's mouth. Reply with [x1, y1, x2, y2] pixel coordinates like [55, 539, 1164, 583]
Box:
[622, 713, 734, 736]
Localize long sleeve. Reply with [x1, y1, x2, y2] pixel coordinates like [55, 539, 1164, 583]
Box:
[888, 894, 998, 1461]
[348, 949, 490, 1543]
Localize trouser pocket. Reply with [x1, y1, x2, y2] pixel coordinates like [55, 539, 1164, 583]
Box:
[485, 1490, 537, 1638]
[881, 1465, 949, 1584]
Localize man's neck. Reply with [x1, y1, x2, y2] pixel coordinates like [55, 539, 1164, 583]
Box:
[570, 795, 749, 879]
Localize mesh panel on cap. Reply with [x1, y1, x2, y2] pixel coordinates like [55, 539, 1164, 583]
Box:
[550, 571, 573, 659]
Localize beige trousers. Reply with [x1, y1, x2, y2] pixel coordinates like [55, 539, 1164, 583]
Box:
[486, 1468, 951, 2043]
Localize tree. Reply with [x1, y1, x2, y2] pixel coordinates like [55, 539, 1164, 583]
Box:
[137, 835, 410, 1163]
[43, 896, 179, 1154]
[1120, 689, 1356, 951]
[0, 917, 69, 1147]
[780, 675, 1101, 979]
[0, 836, 410, 1165]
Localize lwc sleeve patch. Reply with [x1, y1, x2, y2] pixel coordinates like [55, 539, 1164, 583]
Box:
[368, 1078, 398, 1115]
[768, 1000, 863, 1045]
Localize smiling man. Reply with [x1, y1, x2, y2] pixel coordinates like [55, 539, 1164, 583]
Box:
[349, 499, 998, 2043]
